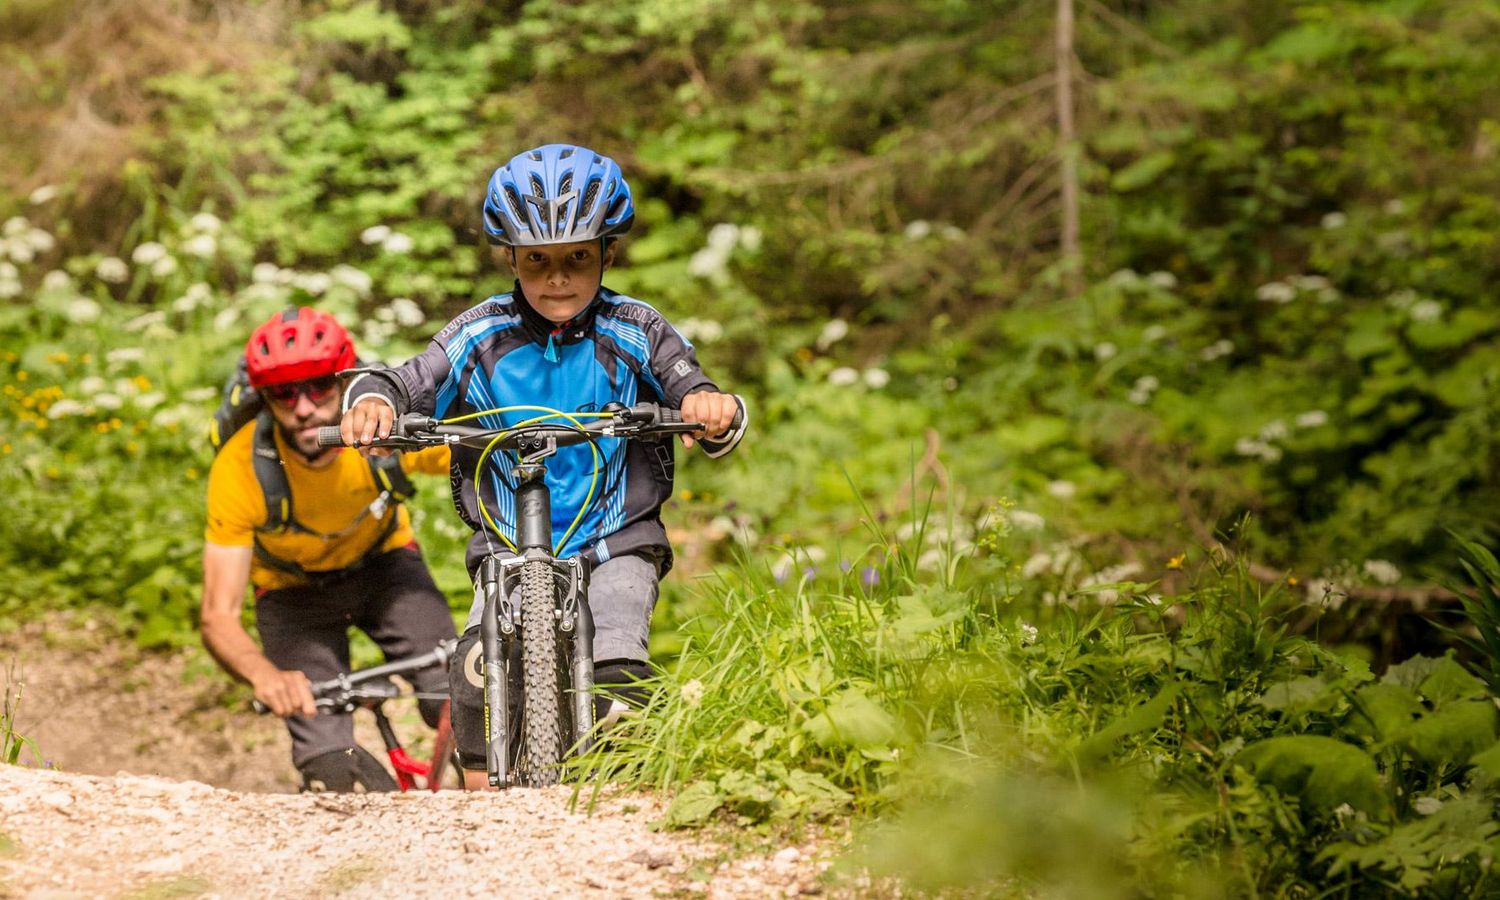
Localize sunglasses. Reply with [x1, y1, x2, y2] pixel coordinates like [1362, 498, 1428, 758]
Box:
[262, 376, 338, 407]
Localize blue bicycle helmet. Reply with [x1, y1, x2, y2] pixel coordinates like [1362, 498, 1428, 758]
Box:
[482, 144, 635, 247]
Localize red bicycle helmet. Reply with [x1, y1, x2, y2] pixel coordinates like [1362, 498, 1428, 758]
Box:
[245, 307, 356, 387]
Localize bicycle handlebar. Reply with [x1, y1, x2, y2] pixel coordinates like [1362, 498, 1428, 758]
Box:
[317, 402, 708, 451]
[251, 638, 456, 715]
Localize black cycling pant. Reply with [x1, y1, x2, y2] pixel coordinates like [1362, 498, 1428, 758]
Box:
[255, 547, 457, 769]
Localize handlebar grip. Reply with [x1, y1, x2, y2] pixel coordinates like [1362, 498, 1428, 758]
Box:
[316, 426, 346, 448]
[659, 406, 682, 425]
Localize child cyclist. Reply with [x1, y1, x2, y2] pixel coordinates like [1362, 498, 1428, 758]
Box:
[339, 144, 748, 789]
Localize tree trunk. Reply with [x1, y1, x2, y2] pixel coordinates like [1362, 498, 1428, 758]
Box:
[1056, 0, 1081, 294]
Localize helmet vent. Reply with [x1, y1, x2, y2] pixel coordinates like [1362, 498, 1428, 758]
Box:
[581, 178, 600, 216]
[528, 173, 546, 200]
[558, 171, 573, 197]
[504, 185, 525, 222]
[527, 151, 543, 162]
[558, 147, 574, 159]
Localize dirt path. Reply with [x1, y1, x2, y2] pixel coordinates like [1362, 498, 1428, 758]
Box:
[0, 619, 852, 898]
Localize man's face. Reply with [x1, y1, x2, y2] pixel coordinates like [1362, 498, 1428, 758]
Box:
[263, 376, 341, 458]
[505, 240, 614, 324]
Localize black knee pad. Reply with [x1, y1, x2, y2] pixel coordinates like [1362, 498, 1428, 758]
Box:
[299, 746, 398, 793]
[594, 659, 653, 719]
[450, 628, 487, 770]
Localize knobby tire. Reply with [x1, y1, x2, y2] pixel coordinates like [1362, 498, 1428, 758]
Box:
[518, 559, 564, 785]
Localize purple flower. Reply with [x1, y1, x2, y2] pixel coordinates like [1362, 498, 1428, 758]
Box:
[861, 567, 880, 588]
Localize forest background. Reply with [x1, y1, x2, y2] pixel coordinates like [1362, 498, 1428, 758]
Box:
[2, 0, 1499, 895]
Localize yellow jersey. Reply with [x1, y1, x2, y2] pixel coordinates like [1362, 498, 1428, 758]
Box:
[205, 423, 451, 590]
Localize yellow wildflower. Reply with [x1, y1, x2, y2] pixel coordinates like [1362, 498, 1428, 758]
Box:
[1287, 575, 1299, 587]
[15, 370, 27, 382]
[132, 375, 152, 391]
[1167, 553, 1186, 571]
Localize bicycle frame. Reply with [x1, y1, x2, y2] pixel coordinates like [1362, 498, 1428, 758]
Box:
[371, 698, 456, 792]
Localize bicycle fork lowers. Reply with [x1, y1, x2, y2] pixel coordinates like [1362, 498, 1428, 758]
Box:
[476, 444, 596, 787]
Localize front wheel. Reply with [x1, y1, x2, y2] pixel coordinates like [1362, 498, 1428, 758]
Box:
[517, 559, 564, 785]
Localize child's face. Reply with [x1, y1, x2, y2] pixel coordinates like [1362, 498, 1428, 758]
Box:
[504, 240, 615, 324]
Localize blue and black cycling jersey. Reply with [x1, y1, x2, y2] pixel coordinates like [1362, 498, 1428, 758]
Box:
[348, 284, 720, 575]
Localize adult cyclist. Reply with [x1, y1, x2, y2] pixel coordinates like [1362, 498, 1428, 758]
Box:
[200, 307, 457, 792]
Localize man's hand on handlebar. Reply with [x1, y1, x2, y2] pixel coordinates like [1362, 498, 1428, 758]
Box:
[679, 390, 737, 450]
[253, 668, 318, 718]
[341, 397, 396, 457]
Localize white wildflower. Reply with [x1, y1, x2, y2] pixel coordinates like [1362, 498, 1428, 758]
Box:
[46, 399, 89, 419]
[1290, 275, 1331, 292]
[1046, 480, 1077, 500]
[330, 265, 374, 296]
[131, 242, 168, 265]
[296, 272, 332, 295]
[41, 270, 72, 292]
[941, 225, 965, 241]
[95, 257, 129, 284]
[706, 223, 739, 252]
[916, 548, 945, 571]
[94, 393, 123, 410]
[1128, 375, 1159, 405]
[862, 368, 891, 389]
[1307, 578, 1346, 610]
[738, 225, 763, 251]
[252, 262, 281, 284]
[1142, 325, 1168, 342]
[132, 391, 166, 410]
[23, 229, 54, 253]
[1022, 553, 1053, 578]
[770, 553, 796, 582]
[181, 234, 217, 259]
[687, 246, 729, 280]
[1019, 623, 1039, 647]
[124, 311, 166, 333]
[274, 266, 298, 285]
[1200, 338, 1234, 361]
[381, 232, 414, 254]
[151, 255, 179, 278]
[3, 217, 28, 237]
[815, 318, 849, 350]
[827, 366, 860, 386]
[1384, 199, 1407, 216]
[1107, 268, 1140, 288]
[1256, 282, 1295, 304]
[0, 280, 18, 299]
[1409, 300, 1442, 322]
[107, 348, 145, 364]
[1258, 419, 1288, 442]
[79, 376, 107, 394]
[183, 387, 218, 402]
[28, 185, 59, 205]
[1362, 559, 1401, 586]
[1147, 271, 1177, 290]
[1385, 289, 1417, 310]
[942, 376, 958, 391]
[1321, 212, 1348, 230]
[66, 298, 101, 323]
[680, 679, 705, 708]
[1333, 803, 1356, 819]
[676, 317, 724, 343]
[902, 220, 932, 241]
[5, 239, 35, 264]
[0, 262, 16, 280]
[1009, 510, 1045, 531]
[189, 212, 222, 234]
[360, 224, 391, 245]
[1295, 410, 1328, 428]
[388, 297, 425, 328]
[1093, 341, 1118, 361]
[213, 308, 239, 331]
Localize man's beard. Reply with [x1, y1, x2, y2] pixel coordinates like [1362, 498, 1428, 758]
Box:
[276, 413, 337, 461]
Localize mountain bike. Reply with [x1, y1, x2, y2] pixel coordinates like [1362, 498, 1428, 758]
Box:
[317, 402, 708, 788]
[254, 638, 460, 791]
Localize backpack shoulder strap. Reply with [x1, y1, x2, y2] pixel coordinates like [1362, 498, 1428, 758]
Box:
[251, 412, 294, 533]
[367, 452, 417, 504]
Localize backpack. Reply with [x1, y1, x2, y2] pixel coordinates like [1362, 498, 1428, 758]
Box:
[209, 357, 417, 538]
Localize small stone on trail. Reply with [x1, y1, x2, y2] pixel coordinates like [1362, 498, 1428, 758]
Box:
[628, 849, 675, 869]
[774, 846, 802, 865]
[40, 790, 73, 808]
